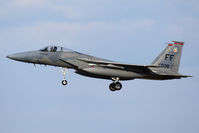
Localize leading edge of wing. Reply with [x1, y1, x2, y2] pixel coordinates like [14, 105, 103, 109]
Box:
[59, 59, 79, 69]
[77, 58, 159, 70]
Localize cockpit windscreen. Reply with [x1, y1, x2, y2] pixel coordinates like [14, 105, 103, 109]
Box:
[40, 46, 73, 52]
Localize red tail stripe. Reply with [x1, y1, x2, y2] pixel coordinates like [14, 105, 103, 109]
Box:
[174, 42, 184, 45]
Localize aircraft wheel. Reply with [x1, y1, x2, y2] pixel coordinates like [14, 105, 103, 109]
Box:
[62, 80, 67, 86]
[114, 82, 122, 90]
[109, 83, 116, 91]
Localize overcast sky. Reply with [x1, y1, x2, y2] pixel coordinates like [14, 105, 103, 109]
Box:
[0, 0, 199, 133]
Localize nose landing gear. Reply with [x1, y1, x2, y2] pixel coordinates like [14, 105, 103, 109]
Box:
[61, 68, 68, 86]
[109, 77, 122, 91]
[62, 80, 67, 86]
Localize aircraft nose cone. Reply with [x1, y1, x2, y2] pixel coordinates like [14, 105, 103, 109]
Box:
[7, 54, 15, 60]
[6, 53, 25, 61]
[7, 55, 14, 59]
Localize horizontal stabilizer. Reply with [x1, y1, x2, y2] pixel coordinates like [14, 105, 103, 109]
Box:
[158, 74, 192, 79]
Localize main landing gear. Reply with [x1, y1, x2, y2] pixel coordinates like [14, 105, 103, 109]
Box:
[60, 70, 122, 91]
[61, 68, 68, 86]
[109, 78, 122, 91]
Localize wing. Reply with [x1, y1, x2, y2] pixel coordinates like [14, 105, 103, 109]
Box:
[77, 58, 159, 73]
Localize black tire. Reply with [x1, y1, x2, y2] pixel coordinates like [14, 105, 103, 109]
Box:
[109, 83, 116, 91]
[114, 82, 122, 90]
[62, 80, 67, 86]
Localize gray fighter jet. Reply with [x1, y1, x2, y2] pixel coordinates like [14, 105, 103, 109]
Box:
[7, 41, 191, 91]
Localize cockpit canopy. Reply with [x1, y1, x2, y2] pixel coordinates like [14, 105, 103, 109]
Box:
[40, 46, 74, 52]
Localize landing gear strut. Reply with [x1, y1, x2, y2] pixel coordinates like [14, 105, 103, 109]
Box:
[109, 78, 122, 91]
[61, 68, 68, 86]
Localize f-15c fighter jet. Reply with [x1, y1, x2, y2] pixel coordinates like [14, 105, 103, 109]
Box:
[7, 41, 191, 91]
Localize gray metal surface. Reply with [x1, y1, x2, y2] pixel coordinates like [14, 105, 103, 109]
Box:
[7, 42, 191, 89]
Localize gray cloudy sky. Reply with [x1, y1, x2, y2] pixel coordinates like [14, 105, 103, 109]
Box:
[0, 0, 199, 133]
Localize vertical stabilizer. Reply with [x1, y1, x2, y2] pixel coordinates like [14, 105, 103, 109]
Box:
[151, 41, 184, 74]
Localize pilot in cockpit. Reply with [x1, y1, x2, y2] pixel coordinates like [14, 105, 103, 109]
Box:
[53, 46, 57, 52]
[40, 46, 68, 52]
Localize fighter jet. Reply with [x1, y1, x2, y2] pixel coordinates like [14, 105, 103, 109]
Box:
[7, 41, 191, 91]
